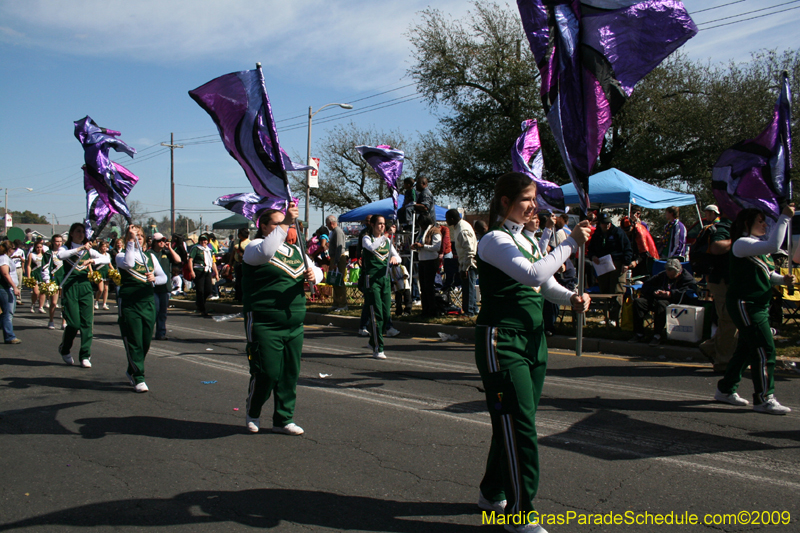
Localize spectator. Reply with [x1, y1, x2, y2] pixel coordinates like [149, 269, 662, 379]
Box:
[473, 220, 488, 241]
[10, 240, 25, 293]
[411, 214, 442, 317]
[695, 207, 736, 372]
[587, 212, 633, 326]
[390, 262, 412, 316]
[555, 213, 571, 241]
[149, 233, 180, 340]
[0, 240, 21, 344]
[628, 258, 698, 346]
[414, 176, 435, 218]
[621, 215, 659, 278]
[232, 228, 250, 303]
[326, 215, 348, 312]
[187, 234, 218, 318]
[399, 177, 416, 228]
[440, 223, 458, 291]
[446, 209, 479, 317]
[661, 205, 687, 260]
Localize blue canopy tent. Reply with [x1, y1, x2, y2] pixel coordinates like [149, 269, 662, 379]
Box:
[561, 168, 698, 216]
[338, 194, 448, 222]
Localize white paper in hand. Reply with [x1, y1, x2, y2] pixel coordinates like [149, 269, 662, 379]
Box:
[593, 254, 615, 276]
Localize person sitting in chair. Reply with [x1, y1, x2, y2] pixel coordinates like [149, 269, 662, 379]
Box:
[629, 258, 698, 347]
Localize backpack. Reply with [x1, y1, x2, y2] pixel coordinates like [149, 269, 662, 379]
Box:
[689, 224, 717, 275]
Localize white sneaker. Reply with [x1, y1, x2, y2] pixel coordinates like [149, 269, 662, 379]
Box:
[56, 303, 60, 309]
[753, 397, 791, 415]
[94, 301, 99, 310]
[134, 382, 149, 393]
[246, 415, 260, 433]
[358, 327, 369, 337]
[47, 321, 55, 330]
[80, 359, 92, 368]
[478, 491, 506, 513]
[58, 343, 73, 365]
[102, 304, 109, 310]
[209, 296, 219, 301]
[272, 423, 304, 435]
[504, 524, 547, 533]
[372, 350, 386, 360]
[714, 389, 749, 406]
[61, 321, 66, 330]
[385, 327, 400, 337]
[30, 306, 35, 313]
[38, 307, 46, 314]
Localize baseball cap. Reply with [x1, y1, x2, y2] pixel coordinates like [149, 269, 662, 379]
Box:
[597, 212, 613, 224]
[704, 205, 719, 214]
[665, 258, 683, 272]
[152, 232, 167, 242]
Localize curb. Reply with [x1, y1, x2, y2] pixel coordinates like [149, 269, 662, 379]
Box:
[170, 298, 706, 362]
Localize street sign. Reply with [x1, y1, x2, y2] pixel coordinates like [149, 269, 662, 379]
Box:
[309, 157, 320, 188]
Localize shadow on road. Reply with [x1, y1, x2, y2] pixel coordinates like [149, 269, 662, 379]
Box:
[74, 415, 243, 440]
[0, 489, 480, 531]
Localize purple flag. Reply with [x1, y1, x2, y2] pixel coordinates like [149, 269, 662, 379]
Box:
[356, 145, 405, 215]
[213, 192, 299, 221]
[712, 72, 793, 221]
[189, 68, 310, 203]
[517, 0, 697, 213]
[511, 119, 566, 212]
[74, 116, 139, 237]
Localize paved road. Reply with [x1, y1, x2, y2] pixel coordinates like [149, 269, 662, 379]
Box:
[2, 306, 800, 532]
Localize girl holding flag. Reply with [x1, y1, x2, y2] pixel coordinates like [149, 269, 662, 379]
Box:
[116, 224, 167, 393]
[242, 202, 320, 435]
[362, 215, 401, 359]
[714, 205, 795, 415]
[475, 172, 590, 533]
[57, 223, 110, 367]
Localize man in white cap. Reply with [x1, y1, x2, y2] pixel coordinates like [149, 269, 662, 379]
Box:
[703, 205, 720, 226]
[149, 233, 180, 339]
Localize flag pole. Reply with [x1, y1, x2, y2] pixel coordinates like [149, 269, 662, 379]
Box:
[576, 243, 585, 357]
[788, 181, 795, 295]
[255, 62, 315, 294]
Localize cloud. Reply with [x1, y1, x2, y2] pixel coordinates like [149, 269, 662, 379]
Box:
[0, 0, 471, 89]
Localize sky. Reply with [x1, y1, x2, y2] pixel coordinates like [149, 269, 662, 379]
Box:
[1, 0, 798, 234]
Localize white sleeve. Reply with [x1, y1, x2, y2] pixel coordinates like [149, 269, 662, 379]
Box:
[91, 249, 111, 265]
[423, 233, 441, 253]
[117, 241, 137, 270]
[57, 245, 84, 260]
[732, 215, 790, 258]
[308, 258, 324, 284]
[243, 227, 287, 266]
[478, 231, 578, 287]
[541, 276, 575, 306]
[152, 257, 168, 285]
[539, 227, 553, 253]
[361, 234, 388, 253]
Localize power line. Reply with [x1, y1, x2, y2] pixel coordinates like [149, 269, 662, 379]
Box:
[699, 4, 800, 29]
[689, 0, 747, 15]
[696, 0, 800, 25]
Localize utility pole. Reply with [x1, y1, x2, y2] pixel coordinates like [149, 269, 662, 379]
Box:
[161, 133, 184, 234]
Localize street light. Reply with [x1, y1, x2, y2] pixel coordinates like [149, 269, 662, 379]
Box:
[306, 102, 353, 237]
[3, 187, 33, 230]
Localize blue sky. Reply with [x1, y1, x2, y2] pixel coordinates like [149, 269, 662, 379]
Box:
[1, 0, 798, 232]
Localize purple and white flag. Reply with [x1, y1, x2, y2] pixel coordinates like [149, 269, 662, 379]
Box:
[511, 119, 565, 213]
[189, 68, 310, 203]
[517, 0, 697, 213]
[74, 116, 139, 237]
[213, 192, 299, 221]
[356, 145, 405, 217]
[712, 72, 792, 221]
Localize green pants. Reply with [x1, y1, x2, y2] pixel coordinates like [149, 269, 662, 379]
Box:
[60, 279, 94, 361]
[475, 325, 548, 517]
[245, 311, 303, 426]
[365, 274, 391, 352]
[719, 299, 776, 405]
[118, 295, 155, 384]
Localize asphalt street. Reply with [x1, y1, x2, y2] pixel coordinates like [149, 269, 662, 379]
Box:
[2, 305, 800, 532]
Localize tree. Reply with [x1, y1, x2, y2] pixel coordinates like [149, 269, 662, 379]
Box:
[10, 210, 49, 224]
[292, 122, 425, 214]
[407, 1, 554, 209]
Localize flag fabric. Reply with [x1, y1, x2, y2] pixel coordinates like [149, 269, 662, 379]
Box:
[74, 116, 139, 237]
[356, 145, 405, 215]
[511, 119, 566, 213]
[189, 68, 310, 203]
[712, 72, 793, 221]
[213, 192, 299, 221]
[517, 0, 697, 213]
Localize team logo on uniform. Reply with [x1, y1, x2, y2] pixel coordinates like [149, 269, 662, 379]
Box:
[270, 244, 305, 278]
